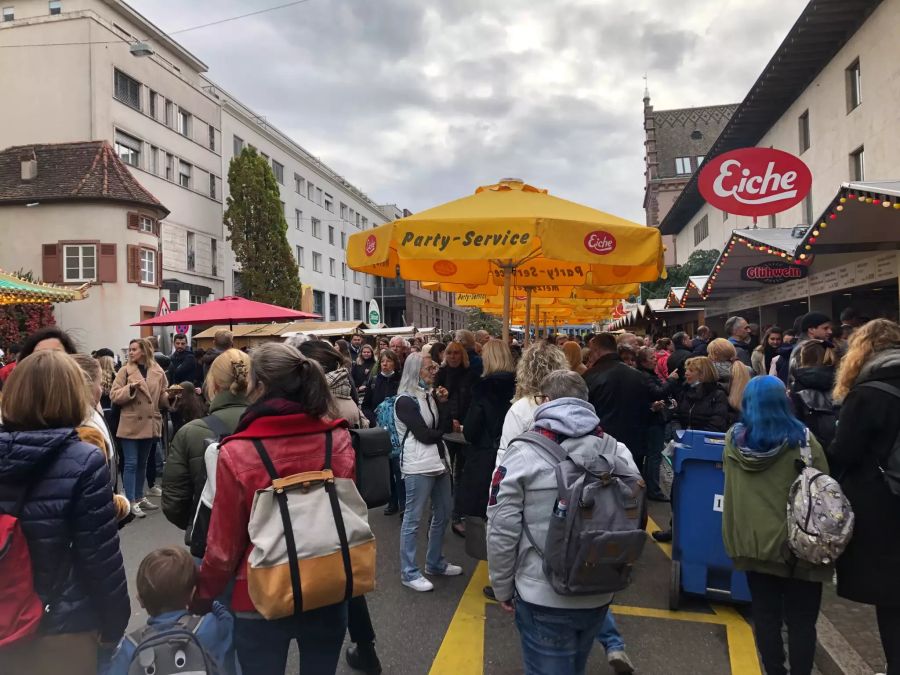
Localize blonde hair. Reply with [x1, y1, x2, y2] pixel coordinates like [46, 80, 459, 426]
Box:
[481, 339, 515, 377]
[834, 319, 900, 400]
[2, 350, 90, 431]
[685, 356, 718, 385]
[443, 341, 470, 368]
[707, 338, 751, 410]
[562, 341, 584, 371]
[205, 348, 251, 399]
[97, 355, 116, 395]
[130, 338, 155, 367]
[514, 342, 569, 400]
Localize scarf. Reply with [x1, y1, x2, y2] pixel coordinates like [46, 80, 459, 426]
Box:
[326, 368, 353, 400]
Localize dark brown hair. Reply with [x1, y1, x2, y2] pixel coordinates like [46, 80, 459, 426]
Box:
[136, 547, 197, 616]
[250, 342, 333, 417]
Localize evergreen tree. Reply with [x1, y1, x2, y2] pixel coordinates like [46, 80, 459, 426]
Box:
[224, 147, 301, 308]
[465, 308, 503, 334]
[637, 249, 720, 300]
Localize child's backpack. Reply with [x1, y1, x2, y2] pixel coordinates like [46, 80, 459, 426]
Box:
[516, 431, 648, 595]
[374, 395, 409, 459]
[125, 614, 222, 675]
[786, 431, 854, 565]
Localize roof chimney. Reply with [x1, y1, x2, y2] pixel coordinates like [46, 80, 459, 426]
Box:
[20, 150, 37, 182]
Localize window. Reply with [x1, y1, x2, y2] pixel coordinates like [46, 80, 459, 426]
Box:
[295, 209, 302, 230]
[312, 252, 322, 272]
[316, 187, 323, 205]
[355, 212, 361, 228]
[186, 232, 195, 271]
[341, 232, 346, 249]
[342, 297, 349, 320]
[692, 215, 709, 246]
[178, 161, 192, 188]
[324, 193, 333, 212]
[177, 109, 191, 137]
[353, 270, 360, 284]
[149, 90, 158, 119]
[311, 217, 321, 238]
[140, 248, 156, 285]
[113, 69, 141, 110]
[365, 274, 370, 287]
[850, 146, 865, 181]
[803, 193, 813, 225]
[165, 153, 174, 181]
[114, 130, 141, 167]
[307, 182, 315, 201]
[3, 6, 14, 20]
[341, 262, 347, 280]
[349, 208, 355, 224]
[189, 294, 204, 306]
[798, 110, 810, 153]
[211, 238, 218, 276]
[272, 160, 284, 184]
[149, 146, 159, 175]
[329, 258, 336, 277]
[328, 225, 335, 245]
[49, 1, 61, 15]
[169, 289, 180, 311]
[138, 215, 154, 233]
[329, 294, 338, 321]
[313, 290, 324, 316]
[208, 125, 216, 151]
[233, 135, 244, 157]
[209, 174, 217, 199]
[294, 174, 304, 194]
[675, 157, 692, 175]
[361, 216, 368, 229]
[340, 203, 348, 220]
[165, 100, 174, 127]
[846, 59, 861, 112]
[695, 156, 704, 167]
[63, 244, 96, 282]
[353, 299, 362, 321]
[296, 245, 304, 267]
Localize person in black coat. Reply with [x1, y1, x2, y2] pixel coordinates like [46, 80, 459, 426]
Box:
[828, 320, 900, 672]
[361, 349, 402, 427]
[635, 347, 676, 500]
[0, 351, 129, 674]
[434, 341, 473, 433]
[674, 357, 729, 433]
[166, 333, 199, 386]
[691, 326, 711, 356]
[461, 342, 516, 519]
[582, 333, 650, 457]
[789, 340, 839, 449]
[351, 343, 377, 394]
[666, 331, 694, 389]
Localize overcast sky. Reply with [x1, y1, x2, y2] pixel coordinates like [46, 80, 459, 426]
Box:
[131, 0, 807, 222]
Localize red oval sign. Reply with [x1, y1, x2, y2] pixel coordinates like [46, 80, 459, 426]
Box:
[433, 260, 457, 277]
[584, 230, 616, 255]
[698, 147, 811, 217]
[364, 234, 377, 257]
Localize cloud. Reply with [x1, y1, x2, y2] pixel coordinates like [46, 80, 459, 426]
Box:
[131, 0, 806, 222]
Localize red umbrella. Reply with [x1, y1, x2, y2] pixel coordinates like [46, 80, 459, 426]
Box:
[133, 296, 319, 328]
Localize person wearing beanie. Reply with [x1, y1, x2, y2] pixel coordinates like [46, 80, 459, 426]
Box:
[789, 312, 833, 384]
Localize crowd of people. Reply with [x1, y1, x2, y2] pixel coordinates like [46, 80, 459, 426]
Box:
[0, 306, 898, 675]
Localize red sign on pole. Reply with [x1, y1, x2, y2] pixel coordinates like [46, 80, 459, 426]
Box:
[698, 148, 812, 218]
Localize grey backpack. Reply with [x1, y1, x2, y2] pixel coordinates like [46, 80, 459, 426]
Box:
[518, 431, 648, 595]
[126, 614, 222, 675]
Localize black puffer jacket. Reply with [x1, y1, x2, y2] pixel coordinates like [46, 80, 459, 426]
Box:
[675, 382, 729, 432]
[0, 428, 130, 643]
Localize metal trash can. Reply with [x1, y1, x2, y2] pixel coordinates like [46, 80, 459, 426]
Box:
[669, 429, 751, 609]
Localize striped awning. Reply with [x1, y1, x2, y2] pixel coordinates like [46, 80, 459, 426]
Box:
[0, 270, 88, 305]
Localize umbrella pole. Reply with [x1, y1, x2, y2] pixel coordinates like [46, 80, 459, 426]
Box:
[501, 264, 513, 343]
[524, 288, 532, 347]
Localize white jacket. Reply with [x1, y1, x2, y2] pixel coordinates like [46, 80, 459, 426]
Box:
[395, 389, 446, 476]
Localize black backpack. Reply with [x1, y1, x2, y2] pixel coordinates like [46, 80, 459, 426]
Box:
[348, 427, 393, 508]
[856, 382, 900, 497]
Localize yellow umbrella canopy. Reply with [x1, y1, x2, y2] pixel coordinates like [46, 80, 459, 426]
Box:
[422, 280, 639, 300]
[0, 269, 89, 305]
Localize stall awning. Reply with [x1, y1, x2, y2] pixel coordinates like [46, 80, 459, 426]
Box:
[0, 270, 88, 305]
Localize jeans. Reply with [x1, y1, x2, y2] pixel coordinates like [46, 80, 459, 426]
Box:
[120, 437, 154, 502]
[348, 595, 376, 644]
[234, 602, 348, 675]
[596, 611, 625, 652]
[876, 605, 900, 675]
[387, 456, 406, 511]
[146, 438, 163, 489]
[643, 424, 666, 499]
[515, 599, 609, 675]
[400, 472, 452, 581]
[746, 571, 822, 675]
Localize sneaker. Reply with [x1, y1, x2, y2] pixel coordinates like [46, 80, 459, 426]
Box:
[402, 576, 434, 592]
[146, 486, 163, 497]
[608, 649, 635, 673]
[426, 563, 463, 577]
[652, 529, 672, 543]
[130, 502, 146, 518]
[483, 585, 496, 601]
[139, 497, 159, 511]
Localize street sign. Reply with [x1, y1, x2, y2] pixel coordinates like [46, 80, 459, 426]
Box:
[698, 147, 811, 218]
[368, 299, 381, 325]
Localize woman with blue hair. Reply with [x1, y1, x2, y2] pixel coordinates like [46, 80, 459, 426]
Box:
[722, 375, 830, 675]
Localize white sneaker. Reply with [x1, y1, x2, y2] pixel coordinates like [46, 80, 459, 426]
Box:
[426, 563, 463, 577]
[131, 503, 146, 518]
[402, 576, 434, 592]
[146, 486, 163, 497]
[608, 650, 635, 673]
[139, 497, 159, 511]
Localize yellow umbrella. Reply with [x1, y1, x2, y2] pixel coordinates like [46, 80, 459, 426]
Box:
[348, 178, 663, 340]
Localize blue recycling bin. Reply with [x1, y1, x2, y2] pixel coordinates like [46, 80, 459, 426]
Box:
[669, 429, 751, 609]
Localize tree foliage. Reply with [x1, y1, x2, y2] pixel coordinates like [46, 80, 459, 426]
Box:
[465, 308, 503, 334]
[638, 249, 720, 300]
[0, 304, 55, 351]
[224, 147, 302, 308]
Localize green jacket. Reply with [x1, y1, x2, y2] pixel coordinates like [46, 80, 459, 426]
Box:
[721, 426, 833, 582]
[162, 391, 248, 533]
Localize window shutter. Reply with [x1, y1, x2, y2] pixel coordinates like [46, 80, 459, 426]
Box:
[155, 247, 163, 288]
[127, 212, 140, 230]
[42, 243, 61, 283]
[126, 245, 140, 283]
[98, 244, 117, 283]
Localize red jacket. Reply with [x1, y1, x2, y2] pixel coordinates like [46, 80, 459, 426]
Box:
[195, 412, 356, 612]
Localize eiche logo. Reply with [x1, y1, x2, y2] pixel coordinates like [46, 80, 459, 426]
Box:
[584, 231, 616, 256]
[364, 234, 377, 257]
[698, 148, 811, 218]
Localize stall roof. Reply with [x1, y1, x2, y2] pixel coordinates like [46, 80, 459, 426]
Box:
[281, 320, 365, 335]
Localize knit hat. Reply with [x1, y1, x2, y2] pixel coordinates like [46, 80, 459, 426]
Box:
[800, 312, 831, 333]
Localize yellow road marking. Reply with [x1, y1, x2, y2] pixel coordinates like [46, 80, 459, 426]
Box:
[429, 561, 491, 675]
[713, 605, 763, 675]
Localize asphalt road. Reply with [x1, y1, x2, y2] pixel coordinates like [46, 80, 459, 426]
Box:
[119, 496, 762, 674]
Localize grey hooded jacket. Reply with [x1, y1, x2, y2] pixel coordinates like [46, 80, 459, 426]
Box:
[486, 397, 640, 609]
